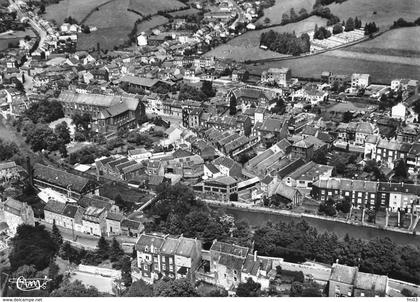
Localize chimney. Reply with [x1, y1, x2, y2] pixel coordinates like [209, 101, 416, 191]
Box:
[254, 250, 257, 261]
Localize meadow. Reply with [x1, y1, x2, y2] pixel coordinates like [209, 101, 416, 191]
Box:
[206, 16, 325, 61]
[246, 53, 420, 84]
[83, 0, 139, 29]
[168, 8, 200, 18]
[136, 15, 168, 35]
[256, 0, 315, 25]
[128, 0, 186, 16]
[328, 0, 420, 29]
[44, 0, 111, 24]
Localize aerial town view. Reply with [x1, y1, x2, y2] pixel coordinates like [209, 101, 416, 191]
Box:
[0, 0, 419, 299]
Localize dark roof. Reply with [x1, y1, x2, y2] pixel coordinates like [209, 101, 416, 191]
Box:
[62, 204, 80, 218]
[121, 219, 142, 230]
[177, 266, 188, 275]
[78, 195, 114, 210]
[277, 158, 306, 179]
[106, 212, 124, 221]
[218, 254, 245, 270]
[136, 233, 165, 252]
[34, 164, 92, 193]
[210, 241, 248, 258]
[176, 237, 197, 258]
[44, 199, 66, 214]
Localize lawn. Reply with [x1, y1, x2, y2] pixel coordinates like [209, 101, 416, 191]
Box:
[77, 27, 133, 50]
[328, 0, 420, 29]
[99, 181, 148, 204]
[347, 27, 420, 58]
[169, 8, 200, 18]
[256, 0, 315, 25]
[206, 16, 325, 61]
[44, 0, 111, 24]
[128, 0, 186, 16]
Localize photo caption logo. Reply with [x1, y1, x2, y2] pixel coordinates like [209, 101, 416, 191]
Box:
[9, 276, 52, 291]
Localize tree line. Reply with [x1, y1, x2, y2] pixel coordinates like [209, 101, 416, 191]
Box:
[260, 31, 311, 56]
[390, 17, 420, 29]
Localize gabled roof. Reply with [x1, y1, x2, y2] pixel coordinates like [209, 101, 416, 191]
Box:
[176, 237, 197, 258]
[136, 233, 166, 252]
[330, 264, 358, 285]
[44, 199, 66, 214]
[271, 181, 300, 201]
[210, 241, 248, 258]
[34, 164, 92, 193]
[161, 237, 179, 255]
[62, 204, 81, 218]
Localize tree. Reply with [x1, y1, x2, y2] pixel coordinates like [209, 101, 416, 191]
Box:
[342, 111, 353, 122]
[26, 124, 58, 152]
[394, 159, 408, 179]
[51, 280, 101, 297]
[332, 23, 343, 34]
[299, 8, 308, 17]
[345, 17, 355, 31]
[201, 80, 216, 98]
[236, 278, 261, 297]
[96, 236, 110, 260]
[282, 13, 290, 24]
[48, 258, 63, 292]
[9, 224, 58, 271]
[125, 280, 153, 297]
[264, 17, 271, 24]
[336, 197, 352, 213]
[229, 93, 237, 115]
[39, 3, 46, 14]
[121, 256, 132, 287]
[109, 237, 124, 262]
[51, 221, 63, 250]
[153, 278, 198, 297]
[290, 8, 298, 21]
[55, 121, 71, 144]
[290, 281, 303, 297]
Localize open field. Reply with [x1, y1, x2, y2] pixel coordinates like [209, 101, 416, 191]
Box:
[246, 53, 420, 84]
[0, 29, 36, 51]
[347, 27, 420, 58]
[168, 8, 200, 18]
[136, 15, 168, 35]
[44, 0, 111, 24]
[205, 16, 325, 61]
[83, 0, 139, 29]
[256, 0, 315, 25]
[128, 0, 186, 16]
[329, 0, 420, 29]
[77, 28, 131, 50]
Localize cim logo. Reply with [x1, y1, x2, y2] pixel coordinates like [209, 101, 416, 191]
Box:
[9, 276, 52, 291]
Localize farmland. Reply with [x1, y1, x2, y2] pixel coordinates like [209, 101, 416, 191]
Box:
[128, 0, 186, 16]
[205, 16, 325, 61]
[245, 52, 420, 84]
[83, 0, 139, 29]
[76, 27, 132, 51]
[44, 0, 111, 24]
[136, 15, 168, 35]
[347, 27, 420, 58]
[328, 0, 420, 28]
[256, 0, 315, 25]
[168, 8, 200, 18]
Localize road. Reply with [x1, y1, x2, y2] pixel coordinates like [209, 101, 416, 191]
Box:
[9, 0, 48, 52]
[229, 0, 246, 29]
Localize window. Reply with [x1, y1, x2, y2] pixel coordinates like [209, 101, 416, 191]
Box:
[162, 263, 166, 271]
[234, 277, 237, 282]
[234, 270, 237, 275]
[169, 258, 173, 264]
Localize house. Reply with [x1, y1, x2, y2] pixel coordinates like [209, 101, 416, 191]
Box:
[57, 91, 145, 133]
[212, 156, 242, 178]
[284, 161, 334, 190]
[351, 73, 370, 88]
[328, 263, 388, 297]
[391, 103, 407, 121]
[374, 138, 410, 169]
[0, 161, 21, 183]
[135, 233, 166, 282]
[174, 236, 202, 280]
[209, 240, 249, 291]
[121, 219, 144, 237]
[396, 126, 418, 143]
[137, 34, 148, 46]
[261, 68, 291, 86]
[268, 181, 303, 208]
[2, 197, 35, 235]
[195, 175, 238, 202]
[33, 164, 98, 200]
[82, 206, 107, 236]
[241, 252, 273, 290]
[105, 212, 124, 236]
[61, 203, 84, 233]
[253, 115, 289, 145]
[203, 163, 221, 179]
[43, 199, 66, 227]
[328, 74, 350, 86]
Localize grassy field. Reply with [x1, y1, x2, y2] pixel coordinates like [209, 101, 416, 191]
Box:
[83, 0, 139, 29]
[136, 15, 168, 35]
[246, 52, 420, 84]
[347, 27, 420, 57]
[169, 8, 200, 18]
[44, 0, 111, 24]
[128, 0, 186, 16]
[257, 0, 315, 25]
[205, 16, 325, 61]
[77, 27, 132, 50]
[329, 0, 420, 29]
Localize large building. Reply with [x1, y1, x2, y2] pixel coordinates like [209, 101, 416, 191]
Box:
[261, 68, 291, 86]
[351, 73, 370, 88]
[57, 90, 145, 133]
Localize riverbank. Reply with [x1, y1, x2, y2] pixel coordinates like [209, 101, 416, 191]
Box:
[205, 200, 420, 246]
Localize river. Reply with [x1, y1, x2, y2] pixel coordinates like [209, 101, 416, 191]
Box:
[211, 206, 420, 247]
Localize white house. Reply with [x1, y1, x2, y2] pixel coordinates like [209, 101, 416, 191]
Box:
[137, 34, 148, 46]
[391, 103, 407, 121]
[351, 73, 370, 88]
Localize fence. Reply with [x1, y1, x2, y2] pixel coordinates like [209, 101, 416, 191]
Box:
[78, 264, 121, 278]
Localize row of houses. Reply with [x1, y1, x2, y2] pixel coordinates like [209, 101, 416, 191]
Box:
[133, 233, 392, 297]
[312, 178, 420, 213]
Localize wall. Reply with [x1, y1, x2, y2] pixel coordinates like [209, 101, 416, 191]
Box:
[78, 264, 121, 278]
